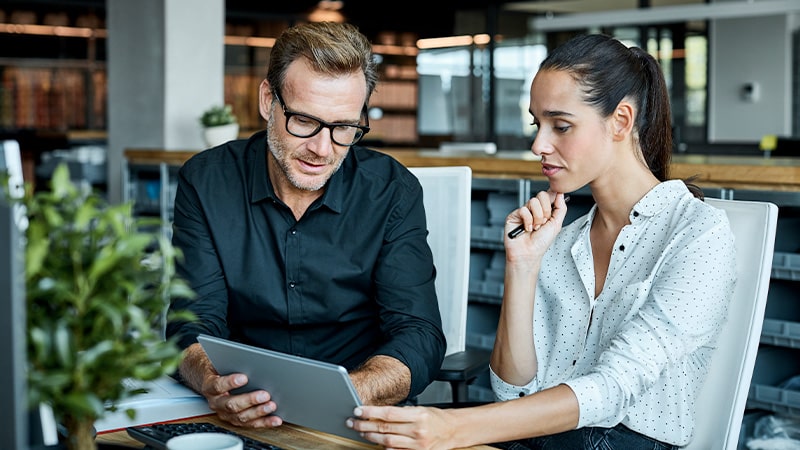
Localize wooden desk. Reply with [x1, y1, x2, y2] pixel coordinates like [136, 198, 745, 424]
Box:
[97, 414, 497, 449]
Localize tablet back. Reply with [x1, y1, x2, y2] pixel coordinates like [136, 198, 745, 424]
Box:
[197, 334, 367, 443]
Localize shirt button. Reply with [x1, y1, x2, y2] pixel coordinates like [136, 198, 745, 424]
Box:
[289, 282, 296, 288]
[291, 229, 297, 235]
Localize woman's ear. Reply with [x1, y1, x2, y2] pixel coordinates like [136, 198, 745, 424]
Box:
[611, 101, 635, 142]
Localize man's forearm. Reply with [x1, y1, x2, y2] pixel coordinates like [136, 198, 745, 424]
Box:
[178, 342, 217, 393]
[350, 355, 411, 406]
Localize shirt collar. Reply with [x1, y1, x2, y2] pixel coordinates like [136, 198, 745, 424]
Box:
[573, 179, 688, 229]
[630, 179, 687, 218]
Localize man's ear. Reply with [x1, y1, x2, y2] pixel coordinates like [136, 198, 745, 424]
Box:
[611, 101, 635, 141]
[258, 79, 273, 121]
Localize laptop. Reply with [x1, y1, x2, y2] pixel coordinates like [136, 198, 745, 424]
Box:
[196, 334, 368, 443]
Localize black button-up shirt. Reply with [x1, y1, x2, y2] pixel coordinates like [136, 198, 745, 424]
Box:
[166, 130, 446, 399]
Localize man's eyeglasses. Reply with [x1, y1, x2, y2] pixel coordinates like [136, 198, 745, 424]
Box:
[273, 90, 370, 147]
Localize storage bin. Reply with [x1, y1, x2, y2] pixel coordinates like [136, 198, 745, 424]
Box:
[761, 319, 800, 349]
[486, 192, 519, 226]
[747, 347, 800, 417]
[772, 252, 800, 281]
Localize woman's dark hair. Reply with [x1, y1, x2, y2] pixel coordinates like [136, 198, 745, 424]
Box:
[539, 34, 702, 198]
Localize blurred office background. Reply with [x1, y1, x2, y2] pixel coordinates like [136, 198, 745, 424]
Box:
[0, 0, 798, 200]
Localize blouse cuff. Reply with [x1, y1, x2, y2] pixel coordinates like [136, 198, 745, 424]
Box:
[489, 365, 539, 401]
[564, 376, 605, 428]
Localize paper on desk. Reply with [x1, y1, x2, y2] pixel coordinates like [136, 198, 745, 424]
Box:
[94, 375, 213, 433]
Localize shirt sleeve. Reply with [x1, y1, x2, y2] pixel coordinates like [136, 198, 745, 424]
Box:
[165, 160, 231, 351]
[370, 175, 446, 399]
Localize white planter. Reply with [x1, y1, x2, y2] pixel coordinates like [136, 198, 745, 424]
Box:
[203, 123, 240, 147]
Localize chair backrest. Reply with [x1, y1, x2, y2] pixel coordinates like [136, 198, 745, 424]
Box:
[407, 166, 472, 357]
[687, 197, 778, 450]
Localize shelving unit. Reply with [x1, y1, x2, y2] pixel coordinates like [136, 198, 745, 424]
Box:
[732, 190, 800, 433]
[0, 25, 421, 147]
[368, 62, 419, 146]
[122, 160, 179, 242]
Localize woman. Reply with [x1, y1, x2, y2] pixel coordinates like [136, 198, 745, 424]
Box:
[347, 33, 737, 450]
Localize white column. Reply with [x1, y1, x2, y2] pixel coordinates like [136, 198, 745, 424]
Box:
[106, 0, 225, 203]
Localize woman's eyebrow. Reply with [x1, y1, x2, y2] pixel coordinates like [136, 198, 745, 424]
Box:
[541, 109, 574, 118]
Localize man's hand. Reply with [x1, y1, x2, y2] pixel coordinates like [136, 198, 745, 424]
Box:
[179, 342, 282, 428]
[200, 372, 283, 428]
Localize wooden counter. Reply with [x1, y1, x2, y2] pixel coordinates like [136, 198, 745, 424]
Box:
[124, 148, 800, 192]
[382, 149, 800, 192]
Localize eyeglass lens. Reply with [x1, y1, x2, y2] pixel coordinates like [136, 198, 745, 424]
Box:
[286, 115, 364, 146]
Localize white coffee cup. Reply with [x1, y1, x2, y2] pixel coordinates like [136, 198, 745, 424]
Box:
[166, 432, 244, 450]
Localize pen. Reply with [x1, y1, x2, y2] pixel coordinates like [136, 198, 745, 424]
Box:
[507, 194, 570, 239]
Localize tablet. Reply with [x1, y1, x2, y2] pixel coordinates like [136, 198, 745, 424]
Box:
[196, 334, 367, 443]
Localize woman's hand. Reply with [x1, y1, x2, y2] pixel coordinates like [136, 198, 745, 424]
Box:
[347, 405, 459, 450]
[504, 191, 568, 263]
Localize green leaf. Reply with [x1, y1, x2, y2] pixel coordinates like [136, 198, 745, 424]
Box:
[50, 164, 73, 199]
[54, 323, 74, 368]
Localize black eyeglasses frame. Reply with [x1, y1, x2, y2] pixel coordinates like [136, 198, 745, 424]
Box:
[272, 89, 370, 147]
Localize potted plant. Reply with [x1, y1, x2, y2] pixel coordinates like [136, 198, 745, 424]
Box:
[21, 164, 195, 450]
[200, 104, 239, 147]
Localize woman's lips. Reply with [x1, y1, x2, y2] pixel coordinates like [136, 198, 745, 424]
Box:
[541, 163, 562, 177]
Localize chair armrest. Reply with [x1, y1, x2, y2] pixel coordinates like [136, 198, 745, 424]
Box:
[435, 348, 491, 403]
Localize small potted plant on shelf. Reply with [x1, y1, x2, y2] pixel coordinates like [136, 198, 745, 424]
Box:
[200, 104, 239, 147]
[20, 164, 195, 450]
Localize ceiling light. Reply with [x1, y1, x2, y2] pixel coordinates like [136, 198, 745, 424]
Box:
[308, 0, 345, 22]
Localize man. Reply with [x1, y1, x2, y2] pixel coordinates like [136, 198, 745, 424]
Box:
[165, 21, 446, 429]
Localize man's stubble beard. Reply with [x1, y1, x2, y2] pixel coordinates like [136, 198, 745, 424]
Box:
[265, 116, 346, 192]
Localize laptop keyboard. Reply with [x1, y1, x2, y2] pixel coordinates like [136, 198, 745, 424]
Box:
[126, 422, 285, 450]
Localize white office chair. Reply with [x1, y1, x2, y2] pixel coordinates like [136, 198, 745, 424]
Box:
[686, 197, 778, 450]
[407, 166, 483, 404]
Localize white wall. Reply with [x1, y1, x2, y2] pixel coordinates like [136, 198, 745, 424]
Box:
[163, 0, 225, 149]
[708, 13, 797, 142]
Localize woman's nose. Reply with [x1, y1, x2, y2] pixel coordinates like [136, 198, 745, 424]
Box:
[531, 131, 551, 157]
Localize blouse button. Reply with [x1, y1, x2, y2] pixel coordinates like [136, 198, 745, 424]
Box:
[633, 211, 639, 217]
[619, 245, 625, 251]
[518, 392, 525, 397]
